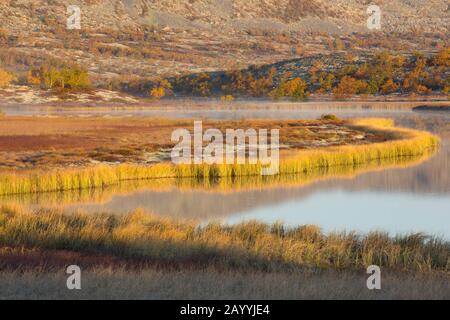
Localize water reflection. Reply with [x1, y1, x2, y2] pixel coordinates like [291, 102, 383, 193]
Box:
[226, 190, 450, 238]
[1, 153, 436, 218]
[0, 104, 449, 237]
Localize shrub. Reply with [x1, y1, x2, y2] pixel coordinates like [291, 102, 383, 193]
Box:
[149, 79, 172, 100]
[443, 76, 450, 95]
[150, 87, 165, 99]
[41, 65, 90, 90]
[320, 114, 339, 121]
[415, 84, 431, 95]
[318, 73, 335, 93]
[26, 70, 41, 86]
[62, 65, 90, 89]
[220, 95, 234, 103]
[381, 79, 399, 94]
[0, 68, 16, 87]
[0, 28, 8, 45]
[333, 76, 367, 99]
[191, 73, 212, 97]
[433, 47, 450, 67]
[270, 77, 308, 101]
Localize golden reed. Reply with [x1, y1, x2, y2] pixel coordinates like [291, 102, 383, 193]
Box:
[0, 119, 439, 196]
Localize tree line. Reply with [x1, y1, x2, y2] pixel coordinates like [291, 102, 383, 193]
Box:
[0, 64, 90, 90]
[1, 48, 448, 100]
[147, 48, 449, 100]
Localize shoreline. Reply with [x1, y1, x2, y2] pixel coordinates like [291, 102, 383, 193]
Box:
[1, 97, 449, 112]
[0, 118, 440, 196]
[0, 207, 448, 299]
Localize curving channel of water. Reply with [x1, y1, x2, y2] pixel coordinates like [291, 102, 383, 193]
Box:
[1, 103, 449, 238]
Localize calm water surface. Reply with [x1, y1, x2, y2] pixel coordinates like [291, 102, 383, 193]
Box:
[1, 103, 449, 238]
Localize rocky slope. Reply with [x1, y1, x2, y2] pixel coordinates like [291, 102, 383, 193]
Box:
[0, 1, 448, 87]
[1, 0, 448, 34]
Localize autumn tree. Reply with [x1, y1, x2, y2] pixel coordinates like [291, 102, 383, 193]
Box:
[443, 76, 450, 95]
[433, 47, 450, 67]
[149, 79, 172, 100]
[41, 66, 60, 89]
[355, 63, 369, 79]
[318, 72, 335, 93]
[402, 70, 420, 92]
[352, 52, 405, 95]
[365, 52, 395, 94]
[221, 67, 275, 97]
[381, 79, 399, 94]
[40, 65, 90, 90]
[270, 76, 308, 101]
[251, 67, 276, 97]
[423, 69, 445, 91]
[221, 70, 247, 95]
[220, 95, 234, 103]
[416, 85, 431, 94]
[309, 60, 324, 85]
[365, 80, 377, 95]
[150, 87, 165, 99]
[0, 68, 16, 87]
[336, 64, 357, 79]
[402, 54, 430, 94]
[413, 53, 427, 70]
[61, 65, 90, 90]
[191, 73, 212, 97]
[333, 76, 367, 99]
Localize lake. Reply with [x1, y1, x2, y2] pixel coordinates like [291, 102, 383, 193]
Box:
[1, 102, 449, 238]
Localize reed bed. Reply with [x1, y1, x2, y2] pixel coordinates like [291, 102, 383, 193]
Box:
[0, 152, 431, 208]
[0, 207, 448, 272]
[0, 118, 439, 196]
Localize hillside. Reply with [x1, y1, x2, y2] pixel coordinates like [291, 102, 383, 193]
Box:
[1, 1, 448, 34]
[0, 1, 448, 101]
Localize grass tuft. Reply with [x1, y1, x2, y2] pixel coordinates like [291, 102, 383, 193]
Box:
[0, 207, 448, 273]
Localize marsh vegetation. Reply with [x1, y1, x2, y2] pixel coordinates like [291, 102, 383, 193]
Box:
[1, 206, 448, 272]
[0, 108, 446, 300]
[0, 117, 439, 196]
[0, 206, 448, 299]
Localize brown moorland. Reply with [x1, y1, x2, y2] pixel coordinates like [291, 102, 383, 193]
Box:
[0, 116, 385, 169]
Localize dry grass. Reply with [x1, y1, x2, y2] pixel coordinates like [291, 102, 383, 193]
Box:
[0, 150, 431, 208]
[0, 207, 448, 273]
[0, 118, 439, 196]
[1, 268, 449, 300]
